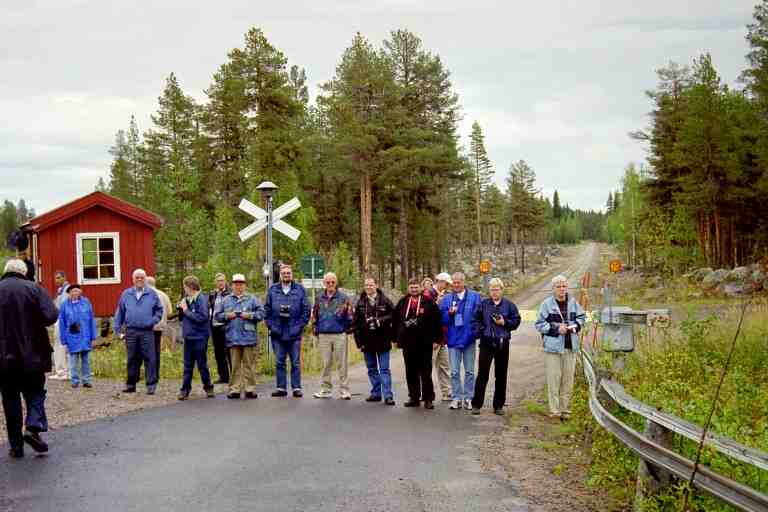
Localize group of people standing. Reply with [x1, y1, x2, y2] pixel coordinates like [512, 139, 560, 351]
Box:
[0, 253, 585, 458]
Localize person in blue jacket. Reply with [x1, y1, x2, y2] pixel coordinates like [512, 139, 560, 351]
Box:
[177, 275, 214, 400]
[58, 284, 97, 389]
[214, 274, 265, 399]
[470, 278, 521, 416]
[264, 264, 310, 398]
[440, 272, 482, 411]
[534, 274, 586, 420]
[113, 269, 163, 395]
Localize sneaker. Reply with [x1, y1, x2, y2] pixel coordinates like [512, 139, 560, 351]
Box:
[339, 391, 352, 400]
[403, 399, 420, 407]
[83, 383, 93, 388]
[449, 399, 461, 410]
[292, 389, 303, 398]
[494, 409, 505, 416]
[8, 447, 23, 458]
[424, 401, 434, 410]
[23, 431, 48, 453]
[245, 392, 258, 399]
[227, 392, 241, 399]
[365, 395, 382, 402]
[471, 408, 481, 415]
[463, 399, 472, 410]
[384, 398, 396, 406]
[177, 391, 190, 401]
[271, 390, 288, 397]
[313, 390, 332, 399]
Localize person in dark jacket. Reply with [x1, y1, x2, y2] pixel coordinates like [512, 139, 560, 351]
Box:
[208, 273, 231, 384]
[177, 276, 214, 400]
[264, 264, 310, 398]
[58, 284, 97, 389]
[394, 278, 442, 409]
[0, 258, 58, 458]
[353, 277, 396, 405]
[113, 269, 163, 395]
[470, 278, 521, 416]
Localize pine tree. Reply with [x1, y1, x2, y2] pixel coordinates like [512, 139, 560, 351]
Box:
[552, 190, 562, 219]
[95, 177, 108, 192]
[468, 121, 493, 255]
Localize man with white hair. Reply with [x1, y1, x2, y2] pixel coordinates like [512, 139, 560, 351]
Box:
[0, 259, 59, 458]
[113, 269, 163, 395]
[146, 276, 172, 384]
[534, 275, 586, 420]
[432, 272, 453, 401]
[312, 272, 353, 400]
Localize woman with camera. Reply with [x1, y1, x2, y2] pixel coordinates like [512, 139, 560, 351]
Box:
[470, 278, 521, 416]
[353, 277, 396, 405]
[58, 284, 97, 388]
[534, 275, 586, 420]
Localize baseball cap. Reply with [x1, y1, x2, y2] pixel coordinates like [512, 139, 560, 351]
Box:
[435, 272, 453, 284]
[232, 274, 247, 283]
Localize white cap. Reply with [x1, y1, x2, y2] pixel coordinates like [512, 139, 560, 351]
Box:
[232, 273, 247, 283]
[435, 272, 453, 284]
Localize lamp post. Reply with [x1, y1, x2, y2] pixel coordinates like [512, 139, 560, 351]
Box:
[256, 181, 279, 289]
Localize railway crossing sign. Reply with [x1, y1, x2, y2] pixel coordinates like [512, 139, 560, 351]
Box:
[238, 197, 302, 242]
[479, 260, 492, 274]
[609, 259, 622, 273]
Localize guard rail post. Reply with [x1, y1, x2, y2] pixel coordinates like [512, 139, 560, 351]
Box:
[635, 419, 674, 510]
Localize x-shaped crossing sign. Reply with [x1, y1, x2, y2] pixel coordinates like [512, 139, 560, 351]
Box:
[238, 197, 302, 242]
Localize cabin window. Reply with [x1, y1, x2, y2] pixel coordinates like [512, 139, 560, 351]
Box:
[76, 232, 121, 285]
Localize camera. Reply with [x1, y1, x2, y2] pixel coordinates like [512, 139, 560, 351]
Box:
[404, 317, 419, 329]
[69, 322, 81, 335]
[366, 317, 378, 330]
[235, 311, 242, 318]
[567, 323, 578, 333]
[279, 304, 291, 318]
[491, 313, 502, 322]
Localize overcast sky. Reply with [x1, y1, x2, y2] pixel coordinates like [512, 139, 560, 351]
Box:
[0, 0, 757, 215]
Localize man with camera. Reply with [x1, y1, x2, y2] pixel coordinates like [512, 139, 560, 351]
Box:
[208, 273, 232, 384]
[470, 278, 521, 416]
[114, 269, 163, 395]
[353, 276, 396, 405]
[394, 278, 442, 409]
[214, 274, 264, 399]
[264, 264, 310, 398]
[312, 272, 353, 400]
[534, 275, 586, 420]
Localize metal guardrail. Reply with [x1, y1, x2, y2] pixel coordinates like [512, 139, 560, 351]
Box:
[582, 349, 768, 512]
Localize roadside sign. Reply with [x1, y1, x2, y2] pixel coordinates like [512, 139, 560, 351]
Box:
[238, 197, 302, 242]
[479, 260, 492, 274]
[301, 253, 325, 279]
[609, 259, 622, 273]
[301, 278, 324, 290]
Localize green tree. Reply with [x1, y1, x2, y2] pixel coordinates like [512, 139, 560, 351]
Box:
[468, 121, 493, 255]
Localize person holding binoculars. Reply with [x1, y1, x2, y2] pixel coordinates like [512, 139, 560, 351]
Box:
[177, 276, 215, 400]
[58, 284, 97, 389]
[534, 275, 586, 420]
[214, 274, 265, 399]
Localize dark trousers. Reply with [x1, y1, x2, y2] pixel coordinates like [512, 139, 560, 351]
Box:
[0, 372, 48, 450]
[472, 341, 510, 410]
[402, 343, 434, 402]
[211, 325, 230, 382]
[154, 330, 162, 383]
[181, 337, 213, 392]
[126, 328, 158, 389]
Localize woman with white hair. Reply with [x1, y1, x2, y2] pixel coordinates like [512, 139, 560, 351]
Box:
[534, 275, 586, 420]
[470, 278, 521, 415]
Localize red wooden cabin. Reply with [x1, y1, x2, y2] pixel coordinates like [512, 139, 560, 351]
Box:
[21, 192, 162, 317]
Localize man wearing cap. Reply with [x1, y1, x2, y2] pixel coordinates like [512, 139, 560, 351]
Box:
[113, 269, 163, 395]
[432, 272, 453, 401]
[264, 264, 311, 398]
[214, 274, 264, 399]
[0, 258, 59, 458]
[146, 276, 172, 384]
[208, 273, 231, 384]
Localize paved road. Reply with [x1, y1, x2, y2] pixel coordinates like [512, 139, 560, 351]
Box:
[0, 243, 600, 512]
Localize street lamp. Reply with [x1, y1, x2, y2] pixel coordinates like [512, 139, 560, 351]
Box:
[256, 181, 279, 289]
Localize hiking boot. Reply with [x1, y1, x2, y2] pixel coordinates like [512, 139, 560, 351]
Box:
[177, 391, 190, 401]
[205, 388, 216, 398]
[449, 399, 461, 410]
[245, 392, 258, 399]
[424, 401, 434, 410]
[385, 398, 395, 406]
[227, 392, 241, 399]
[365, 395, 382, 402]
[8, 446, 23, 458]
[271, 390, 288, 397]
[292, 389, 303, 398]
[23, 431, 48, 453]
[471, 408, 482, 415]
[403, 399, 420, 407]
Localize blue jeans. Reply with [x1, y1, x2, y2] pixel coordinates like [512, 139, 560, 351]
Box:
[449, 344, 476, 400]
[364, 351, 392, 399]
[273, 338, 301, 391]
[69, 351, 91, 385]
[181, 337, 213, 392]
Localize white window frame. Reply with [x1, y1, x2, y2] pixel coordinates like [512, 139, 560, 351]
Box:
[76, 232, 121, 285]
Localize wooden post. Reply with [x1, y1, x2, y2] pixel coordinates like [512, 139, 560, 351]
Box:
[635, 419, 673, 510]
